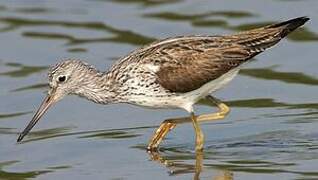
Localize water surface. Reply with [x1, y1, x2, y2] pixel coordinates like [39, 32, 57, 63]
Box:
[0, 0, 317, 179]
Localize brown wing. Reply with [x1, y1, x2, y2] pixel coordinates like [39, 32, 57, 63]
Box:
[155, 45, 253, 93]
[216, 16, 309, 52]
[151, 17, 309, 93]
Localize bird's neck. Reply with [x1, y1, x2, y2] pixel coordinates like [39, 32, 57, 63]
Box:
[73, 68, 119, 104]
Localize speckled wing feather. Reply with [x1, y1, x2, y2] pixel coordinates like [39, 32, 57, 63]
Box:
[153, 30, 279, 93]
[154, 44, 253, 93]
[149, 17, 309, 93]
[110, 17, 308, 93]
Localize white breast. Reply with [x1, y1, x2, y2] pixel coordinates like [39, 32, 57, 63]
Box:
[126, 67, 240, 113]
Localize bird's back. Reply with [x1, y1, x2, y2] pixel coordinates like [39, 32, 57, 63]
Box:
[110, 17, 308, 94]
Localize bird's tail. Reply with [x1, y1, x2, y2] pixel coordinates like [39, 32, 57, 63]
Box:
[266, 16, 310, 38]
[223, 16, 310, 53]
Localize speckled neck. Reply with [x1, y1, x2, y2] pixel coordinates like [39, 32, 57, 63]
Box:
[72, 66, 120, 104]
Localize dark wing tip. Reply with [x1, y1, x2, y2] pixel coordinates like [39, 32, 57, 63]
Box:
[268, 16, 310, 38]
[269, 16, 309, 28]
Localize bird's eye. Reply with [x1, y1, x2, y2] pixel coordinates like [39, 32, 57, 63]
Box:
[58, 75, 66, 82]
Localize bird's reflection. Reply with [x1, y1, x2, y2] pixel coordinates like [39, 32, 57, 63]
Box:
[147, 150, 233, 180]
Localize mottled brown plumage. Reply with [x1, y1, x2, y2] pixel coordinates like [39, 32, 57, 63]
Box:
[155, 44, 252, 92]
[18, 17, 309, 151]
[131, 16, 309, 93]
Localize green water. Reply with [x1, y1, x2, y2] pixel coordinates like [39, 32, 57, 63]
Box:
[0, 0, 317, 179]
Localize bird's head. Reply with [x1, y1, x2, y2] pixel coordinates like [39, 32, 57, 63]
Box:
[17, 60, 97, 142]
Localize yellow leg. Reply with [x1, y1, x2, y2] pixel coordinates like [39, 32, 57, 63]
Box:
[147, 95, 230, 151]
[147, 117, 186, 151]
[196, 95, 230, 121]
[191, 112, 204, 151]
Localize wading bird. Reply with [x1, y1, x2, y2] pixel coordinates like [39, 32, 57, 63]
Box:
[17, 17, 309, 152]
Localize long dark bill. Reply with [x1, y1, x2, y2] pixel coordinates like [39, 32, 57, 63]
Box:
[17, 91, 57, 142]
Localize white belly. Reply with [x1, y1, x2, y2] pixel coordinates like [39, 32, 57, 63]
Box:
[126, 68, 240, 112]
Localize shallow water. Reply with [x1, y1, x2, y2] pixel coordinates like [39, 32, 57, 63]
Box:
[0, 0, 317, 179]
